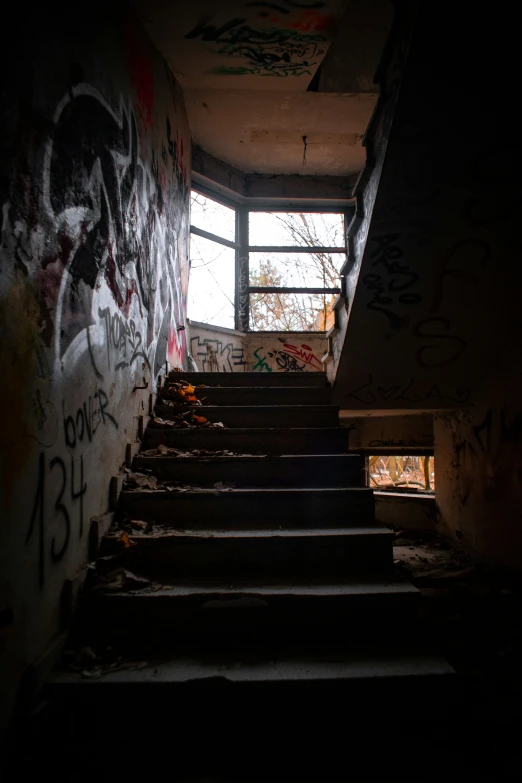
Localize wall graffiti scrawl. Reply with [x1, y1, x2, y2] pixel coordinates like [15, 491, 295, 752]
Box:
[0, 13, 191, 602]
[41, 83, 189, 374]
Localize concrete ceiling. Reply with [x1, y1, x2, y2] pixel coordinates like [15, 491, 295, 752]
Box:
[185, 90, 375, 175]
[133, 0, 394, 176]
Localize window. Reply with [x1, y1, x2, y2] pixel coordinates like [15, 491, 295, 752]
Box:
[188, 191, 237, 329]
[188, 185, 349, 332]
[369, 456, 435, 492]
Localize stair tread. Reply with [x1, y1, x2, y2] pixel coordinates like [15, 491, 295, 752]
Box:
[187, 384, 333, 394]
[106, 525, 390, 539]
[167, 372, 330, 387]
[170, 373, 327, 379]
[167, 405, 339, 410]
[52, 650, 453, 685]
[122, 486, 371, 495]
[150, 426, 345, 432]
[135, 454, 361, 462]
[87, 576, 418, 598]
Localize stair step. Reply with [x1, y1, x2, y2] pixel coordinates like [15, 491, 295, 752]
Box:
[117, 486, 375, 524]
[133, 453, 365, 488]
[45, 643, 458, 774]
[168, 371, 329, 387]
[179, 386, 333, 405]
[52, 649, 453, 687]
[101, 525, 393, 579]
[155, 404, 340, 428]
[144, 426, 351, 454]
[72, 576, 420, 650]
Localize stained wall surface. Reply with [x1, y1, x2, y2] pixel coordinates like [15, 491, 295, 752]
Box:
[0, 7, 191, 723]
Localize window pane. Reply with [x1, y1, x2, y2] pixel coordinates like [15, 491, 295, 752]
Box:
[249, 292, 335, 332]
[369, 456, 435, 492]
[188, 235, 235, 329]
[191, 190, 236, 241]
[249, 212, 344, 248]
[249, 252, 344, 289]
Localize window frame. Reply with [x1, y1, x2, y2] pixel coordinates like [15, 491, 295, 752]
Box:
[189, 182, 351, 333]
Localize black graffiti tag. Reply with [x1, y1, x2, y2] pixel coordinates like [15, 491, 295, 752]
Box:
[364, 234, 422, 328]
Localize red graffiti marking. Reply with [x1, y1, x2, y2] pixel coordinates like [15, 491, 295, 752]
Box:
[168, 324, 186, 367]
[283, 343, 323, 370]
[125, 22, 154, 131]
[289, 12, 336, 32]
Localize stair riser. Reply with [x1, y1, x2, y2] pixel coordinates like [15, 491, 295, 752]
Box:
[100, 533, 393, 579]
[133, 455, 366, 488]
[73, 591, 419, 652]
[42, 677, 459, 778]
[178, 387, 333, 405]
[155, 404, 340, 428]
[168, 372, 328, 387]
[144, 428, 350, 454]
[117, 489, 375, 524]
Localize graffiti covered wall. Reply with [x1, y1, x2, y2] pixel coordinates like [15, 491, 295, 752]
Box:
[247, 334, 326, 373]
[0, 8, 190, 723]
[188, 321, 326, 372]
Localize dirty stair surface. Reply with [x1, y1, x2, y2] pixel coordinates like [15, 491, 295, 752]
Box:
[48, 371, 456, 775]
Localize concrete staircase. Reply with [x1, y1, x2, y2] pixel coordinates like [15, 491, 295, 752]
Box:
[46, 370, 455, 776]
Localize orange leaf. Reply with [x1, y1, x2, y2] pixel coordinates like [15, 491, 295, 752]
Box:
[193, 415, 207, 424]
[186, 395, 198, 403]
[117, 532, 137, 549]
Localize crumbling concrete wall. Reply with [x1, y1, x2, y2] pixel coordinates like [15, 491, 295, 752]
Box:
[0, 6, 190, 725]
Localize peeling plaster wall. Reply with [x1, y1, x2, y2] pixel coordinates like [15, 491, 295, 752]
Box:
[0, 7, 190, 724]
[188, 320, 326, 373]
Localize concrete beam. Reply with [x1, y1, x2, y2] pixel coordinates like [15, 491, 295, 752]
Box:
[192, 144, 358, 202]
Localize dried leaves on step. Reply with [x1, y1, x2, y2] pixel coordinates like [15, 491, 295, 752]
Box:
[139, 446, 259, 458]
[86, 564, 151, 592]
[64, 647, 147, 679]
[124, 472, 158, 490]
[150, 415, 226, 429]
[162, 381, 202, 405]
[117, 532, 137, 549]
[103, 568, 151, 591]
